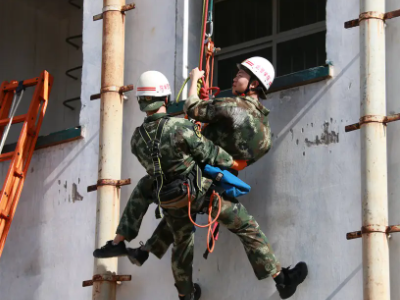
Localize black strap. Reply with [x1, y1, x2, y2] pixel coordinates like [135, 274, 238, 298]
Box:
[196, 165, 202, 192]
[139, 117, 170, 217]
[16, 81, 25, 94]
[139, 117, 169, 175]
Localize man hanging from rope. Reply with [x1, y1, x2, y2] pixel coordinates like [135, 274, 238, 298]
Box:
[121, 57, 308, 299]
[93, 70, 248, 299]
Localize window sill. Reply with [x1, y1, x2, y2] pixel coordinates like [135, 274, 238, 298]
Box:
[167, 65, 333, 115]
[2, 126, 83, 153]
[268, 65, 333, 93]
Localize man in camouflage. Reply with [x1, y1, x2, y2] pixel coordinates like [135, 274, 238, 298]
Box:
[146, 62, 307, 299]
[95, 58, 308, 299]
[94, 70, 246, 299]
[137, 61, 275, 258]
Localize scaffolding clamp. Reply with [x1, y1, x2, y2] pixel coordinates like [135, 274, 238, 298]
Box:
[87, 178, 131, 193]
[347, 225, 400, 240]
[90, 84, 134, 100]
[345, 9, 400, 29]
[345, 113, 400, 132]
[93, 3, 136, 21]
[82, 274, 132, 287]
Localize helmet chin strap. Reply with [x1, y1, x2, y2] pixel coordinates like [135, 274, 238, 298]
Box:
[244, 77, 257, 96]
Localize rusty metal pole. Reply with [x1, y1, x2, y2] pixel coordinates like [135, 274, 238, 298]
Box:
[360, 0, 390, 299]
[93, 0, 126, 299]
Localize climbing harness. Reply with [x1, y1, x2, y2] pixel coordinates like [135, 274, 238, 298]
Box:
[139, 116, 170, 218]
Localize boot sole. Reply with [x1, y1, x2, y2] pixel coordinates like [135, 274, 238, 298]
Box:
[126, 248, 147, 266]
[93, 252, 127, 258]
[94, 254, 127, 258]
[128, 255, 143, 266]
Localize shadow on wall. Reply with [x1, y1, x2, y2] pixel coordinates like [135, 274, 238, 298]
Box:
[42, 131, 98, 193]
[325, 264, 362, 300]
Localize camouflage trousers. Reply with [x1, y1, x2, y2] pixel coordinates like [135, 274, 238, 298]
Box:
[117, 172, 214, 241]
[116, 175, 155, 241]
[116, 176, 281, 295]
[162, 192, 281, 295]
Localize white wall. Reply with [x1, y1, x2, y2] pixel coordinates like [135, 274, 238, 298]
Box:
[1, 0, 400, 300]
[0, 0, 82, 143]
[0, 1, 96, 300]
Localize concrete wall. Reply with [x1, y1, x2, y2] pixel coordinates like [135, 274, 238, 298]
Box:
[0, 0, 82, 143]
[1, 0, 400, 300]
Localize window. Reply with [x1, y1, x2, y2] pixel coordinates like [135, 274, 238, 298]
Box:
[214, 0, 327, 90]
[0, 0, 83, 145]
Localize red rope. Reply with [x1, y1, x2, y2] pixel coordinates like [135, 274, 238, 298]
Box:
[185, 183, 221, 253]
[199, 0, 209, 72]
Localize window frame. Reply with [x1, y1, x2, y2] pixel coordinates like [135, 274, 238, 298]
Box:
[214, 0, 327, 80]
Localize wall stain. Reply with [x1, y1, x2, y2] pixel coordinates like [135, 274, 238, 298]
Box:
[72, 183, 84, 202]
[24, 255, 41, 277]
[305, 122, 339, 147]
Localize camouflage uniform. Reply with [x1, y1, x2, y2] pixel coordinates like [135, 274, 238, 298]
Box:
[144, 94, 275, 257]
[184, 94, 272, 164]
[116, 112, 233, 241]
[166, 192, 280, 294]
[117, 109, 280, 295]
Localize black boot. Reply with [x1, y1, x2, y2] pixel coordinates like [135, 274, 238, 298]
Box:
[178, 283, 201, 300]
[93, 240, 127, 258]
[126, 242, 149, 266]
[275, 262, 308, 299]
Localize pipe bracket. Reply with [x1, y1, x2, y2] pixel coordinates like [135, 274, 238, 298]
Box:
[90, 84, 134, 100]
[87, 178, 131, 193]
[345, 9, 400, 29]
[345, 113, 400, 132]
[82, 274, 132, 287]
[93, 3, 136, 21]
[347, 224, 400, 240]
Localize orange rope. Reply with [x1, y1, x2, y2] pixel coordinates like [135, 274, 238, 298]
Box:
[184, 183, 221, 253]
[210, 53, 215, 90]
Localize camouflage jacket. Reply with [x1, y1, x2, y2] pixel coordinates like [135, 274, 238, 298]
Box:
[184, 95, 272, 165]
[131, 113, 234, 179]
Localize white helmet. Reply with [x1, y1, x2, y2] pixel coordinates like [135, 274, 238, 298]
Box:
[136, 71, 171, 112]
[238, 56, 275, 91]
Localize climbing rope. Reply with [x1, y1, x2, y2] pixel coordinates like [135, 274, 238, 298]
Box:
[177, 1, 223, 254]
[176, 0, 219, 104]
[184, 183, 222, 253]
[199, 0, 209, 72]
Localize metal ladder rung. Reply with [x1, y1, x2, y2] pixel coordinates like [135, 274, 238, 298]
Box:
[0, 114, 26, 128]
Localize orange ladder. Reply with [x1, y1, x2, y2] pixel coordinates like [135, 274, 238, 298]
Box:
[0, 71, 53, 259]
